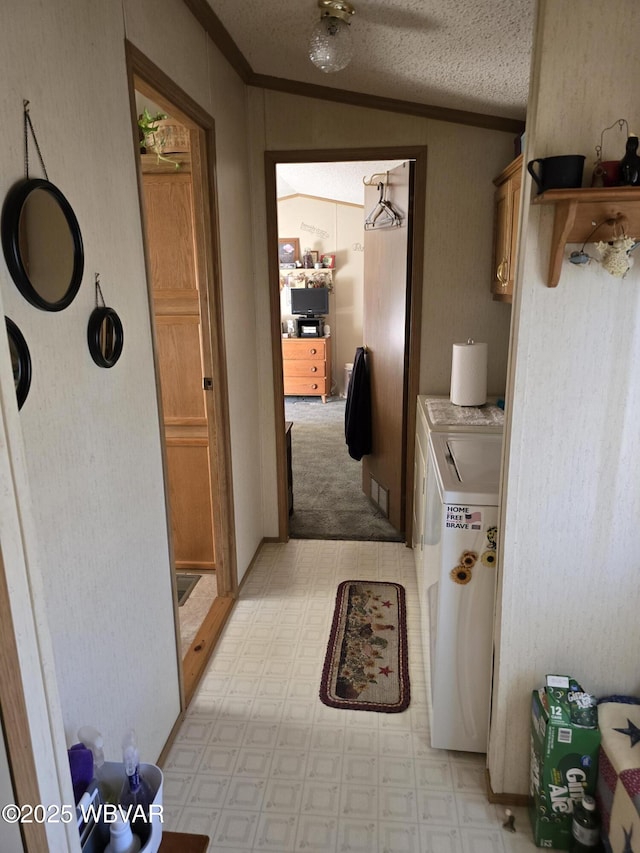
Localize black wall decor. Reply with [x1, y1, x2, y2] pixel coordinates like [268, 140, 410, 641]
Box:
[5, 317, 32, 409]
[1, 178, 84, 311]
[87, 274, 124, 368]
[87, 306, 124, 368]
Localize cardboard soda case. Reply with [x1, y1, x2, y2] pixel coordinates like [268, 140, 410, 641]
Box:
[529, 674, 601, 848]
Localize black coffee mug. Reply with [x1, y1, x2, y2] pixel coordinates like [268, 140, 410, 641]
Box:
[527, 155, 585, 193]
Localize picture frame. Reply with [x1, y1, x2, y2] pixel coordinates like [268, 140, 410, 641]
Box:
[310, 250, 319, 264]
[278, 237, 300, 268]
[321, 253, 335, 269]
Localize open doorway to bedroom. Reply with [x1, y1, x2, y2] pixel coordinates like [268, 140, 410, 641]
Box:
[266, 148, 427, 545]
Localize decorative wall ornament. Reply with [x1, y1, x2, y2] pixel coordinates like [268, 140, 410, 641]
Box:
[596, 235, 637, 277]
[87, 274, 124, 368]
[301, 221, 330, 239]
[591, 118, 628, 187]
[1, 101, 84, 311]
[5, 317, 31, 410]
[568, 216, 639, 278]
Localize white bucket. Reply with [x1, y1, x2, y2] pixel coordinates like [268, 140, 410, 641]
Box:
[79, 762, 163, 853]
[343, 363, 354, 396]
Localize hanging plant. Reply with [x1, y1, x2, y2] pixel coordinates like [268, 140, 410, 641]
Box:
[137, 108, 180, 170]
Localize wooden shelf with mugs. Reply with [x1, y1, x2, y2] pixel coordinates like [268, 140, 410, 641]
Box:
[528, 152, 640, 286]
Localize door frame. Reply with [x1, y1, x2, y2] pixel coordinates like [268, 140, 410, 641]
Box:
[125, 42, 238, 701]
[265, 146, 427, 542]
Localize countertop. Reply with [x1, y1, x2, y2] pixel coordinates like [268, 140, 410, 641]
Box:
[419, 395, 504, 429]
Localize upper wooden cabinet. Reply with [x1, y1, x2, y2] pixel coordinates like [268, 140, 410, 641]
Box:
[491, 154, 523, 303]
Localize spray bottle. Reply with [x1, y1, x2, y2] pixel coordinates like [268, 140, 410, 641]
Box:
[105, 812, 141, 853]
[77, 725, 118, 803]
[119, 729, 153, 842]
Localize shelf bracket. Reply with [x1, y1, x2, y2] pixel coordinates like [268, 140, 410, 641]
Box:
[547, 200, 577, 288]
[533, 187, 640, 287]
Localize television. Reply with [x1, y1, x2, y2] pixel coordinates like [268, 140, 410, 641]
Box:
[290, 286, 329, 316]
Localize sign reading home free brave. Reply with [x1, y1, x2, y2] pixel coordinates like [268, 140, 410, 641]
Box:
[446, 507, 483, 530]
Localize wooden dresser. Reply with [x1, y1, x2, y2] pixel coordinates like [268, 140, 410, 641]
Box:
[282, 337, 331, 402]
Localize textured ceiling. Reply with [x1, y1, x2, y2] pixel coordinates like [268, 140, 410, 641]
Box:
[205, 0, 535, 121]
[277, 160, 406, 205]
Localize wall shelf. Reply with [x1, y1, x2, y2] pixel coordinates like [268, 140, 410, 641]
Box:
[532, 186, 640, 286]
[279, 267, 333, 289]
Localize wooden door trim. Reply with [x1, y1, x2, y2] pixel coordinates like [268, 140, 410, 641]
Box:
[182, 596, 235, 705]
[0, 548, 48, 852]
[125, 42, 238, 708]
[265, 146, 427, 542]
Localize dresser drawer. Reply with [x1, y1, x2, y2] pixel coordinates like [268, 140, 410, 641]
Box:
[283, 359, 327, 379]
[283, 376, 329, 396]
[282, 340, 326, 361]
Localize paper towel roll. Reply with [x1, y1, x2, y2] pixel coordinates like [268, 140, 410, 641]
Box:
[450, 340, 488, 406]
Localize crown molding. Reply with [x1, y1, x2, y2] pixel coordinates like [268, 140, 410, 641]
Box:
[183, 0, 526, 134]
[251, 73, 524, 133]
[182, 0, 253, 82]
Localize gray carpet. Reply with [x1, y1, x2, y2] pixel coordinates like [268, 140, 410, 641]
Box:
[284, 396, 403, 541]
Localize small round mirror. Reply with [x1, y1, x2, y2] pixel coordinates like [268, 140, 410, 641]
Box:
[87, 306, 124, 368]
[1, 178, 84, 311]
[5, 317, 32, 410]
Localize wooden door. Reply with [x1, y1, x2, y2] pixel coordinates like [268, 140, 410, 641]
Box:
[361, 162, 413, 533]
[142, 155, 216, 570]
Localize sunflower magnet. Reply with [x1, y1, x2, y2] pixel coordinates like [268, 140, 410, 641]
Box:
[450, 565, 473, 585]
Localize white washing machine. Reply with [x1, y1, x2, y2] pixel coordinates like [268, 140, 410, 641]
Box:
[412, 395, 504, 656]
[423, 430, 502, 753]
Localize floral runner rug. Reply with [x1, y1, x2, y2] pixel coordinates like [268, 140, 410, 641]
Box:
[320, 580, 410, 713]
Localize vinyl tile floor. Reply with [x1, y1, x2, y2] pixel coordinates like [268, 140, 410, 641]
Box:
[162, 540, 537, 852]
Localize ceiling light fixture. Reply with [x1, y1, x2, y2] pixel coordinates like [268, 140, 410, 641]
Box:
[308, 0, 356, 74]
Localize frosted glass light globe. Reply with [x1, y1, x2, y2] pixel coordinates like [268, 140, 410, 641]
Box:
[309, 16, 353, 73]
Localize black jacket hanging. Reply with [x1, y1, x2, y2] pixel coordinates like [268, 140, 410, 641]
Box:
[345, 346, 372, 461]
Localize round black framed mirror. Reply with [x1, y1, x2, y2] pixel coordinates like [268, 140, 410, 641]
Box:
[5, 317, 32, 410]
[1, 178, 84, 311]
[87, 306, 124, 368]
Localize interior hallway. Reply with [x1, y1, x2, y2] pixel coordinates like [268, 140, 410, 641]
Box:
[161, 539, 536, 852]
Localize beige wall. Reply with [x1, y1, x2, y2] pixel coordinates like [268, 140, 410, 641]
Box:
[0, 0, 179, 768]
[277, 194, 365, 395]
[489, 0, 640, 795]
[0, 0, 262, 815]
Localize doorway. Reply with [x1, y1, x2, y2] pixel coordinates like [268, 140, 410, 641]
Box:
[266, 147, 427, 545]
[275, 159, 403, 540]
[126, 44, 237, 706]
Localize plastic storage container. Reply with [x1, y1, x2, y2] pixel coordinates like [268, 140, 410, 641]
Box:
[78, 762, 163, 853]
[343, 362, 353, 396]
